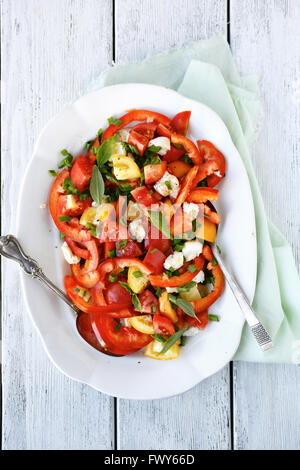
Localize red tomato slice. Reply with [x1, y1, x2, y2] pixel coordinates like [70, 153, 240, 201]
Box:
[153, 314, 175, 335]
[104, 241, 116, 259]
[56, 197, 92, 243]
[104, 281, 132, 306]
[71, 263, 100, 288]
[138, 290, 159, 314]
[65, 236, 90, 260]
[171, 111, 191, 136]
[143, 247, 166, 275]
[49, 169, 69, 221]
[92, 314, 152, 354]
[128, 130, 149, 156]
[131, 186, 156, 207]
[116, 239, 143, 257]
[163, 144, 186, 162]
[70, 155, 94, 192]
[174, 165, 199, 207]
[144, 161, 167, 185]
[130, 122, 157, 139]
[59, 195, 92, 217]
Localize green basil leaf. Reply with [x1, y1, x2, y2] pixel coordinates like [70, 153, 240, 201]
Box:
[58, 215, 72, 222]
[109, 274, 118, 283]
[107, 117, 123, 126]
[188, 264, 198, 273]
[118, 281, 133, 294]
[209, 314, 220, 322]
[132, 294, 142, 312]
[117, 240, 128, 250]
[84, 140, 93, 151]
[133, 270, 143, 278]
[48, 170, 58, 177]
[96, 135, 118, 166]
[151, 334, 166, 343]
[108, 249, 116, 258]
[90, 165, 104, 205]
[158, 329, 188, 355]
[58, 149, 73, 168]
[168, 295, 199, 323]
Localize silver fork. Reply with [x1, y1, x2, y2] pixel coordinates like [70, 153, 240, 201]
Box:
[212, 247, 273, 351]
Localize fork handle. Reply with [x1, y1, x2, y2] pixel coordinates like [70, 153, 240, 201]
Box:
[0, 234, 80, 315]
[213, 248, 273, 351]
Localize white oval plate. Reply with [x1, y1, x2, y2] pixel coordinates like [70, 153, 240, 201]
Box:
[17, 83, 256, 399]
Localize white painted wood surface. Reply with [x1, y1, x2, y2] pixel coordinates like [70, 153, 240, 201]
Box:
[1, 0, 300, 450]
[230, 0, 300, 450]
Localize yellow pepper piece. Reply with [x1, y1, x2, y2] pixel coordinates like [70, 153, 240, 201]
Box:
[159, 291, 178, 322]
[128, 315, 155, 335]
[196, 218, 217, 243]
[144, 339, 180, 360]
[112, 155, 141, 180]
[127, 266, 149, 294]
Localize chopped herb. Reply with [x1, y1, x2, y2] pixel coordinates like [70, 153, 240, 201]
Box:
[177, 281, 196, 293]
[155, 288, 162, 298]
[59, 232, 65, 240]
[62, 177, 80, 195]
[58, 215, 72, 223]
[48, 169, 58, 177]
[180, 155, 193, 165]
[97, 128, 103, 139]
[109, 274, 118, 283]
[107, 117, 123, 126]
[74, 288, 80, 293]
[122, 142, 140, 156]
[158, 329, 188, 355]
[84, 140, 93, 151]
[107, 249, 116, 258]
[85, 222, 97, 237]
[78, 190, 90, 201]
[117, 239, 128, 250]
[150, 248, 158, 254]
[173, 143, 183, 150]
[82, 290, 86, 297]
[172, 239, 185, 252]
[212, 257, 218, 266]
[180, 336, 186, 346]
[90, 165, 105, 205]
[58, 149, 73, 168]
[209, 314, 220, 322]
[165, 181, 172, 190]
[188, 264, 198, 273]
[133, 270, 143, 278]
[132, 294, 142, 312]
[152, 305, 157, 313]
[151, 334, 166, 343]
[217, 245, 222, 254]
[105, 175, 132, 193]
[197, 178, 208, 187]
[115, 321, 122, 331]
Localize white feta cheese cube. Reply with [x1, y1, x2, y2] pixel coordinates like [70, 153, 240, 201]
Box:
[61, 242, 81, 264]
[193, 270, 205, 284]
[166, 287, 179, 293]
[183, 202, 199, 221]
[148, 137, 170, 156]
[164, 252, 184, 271]
[128, 218, 146, 243]
[154, 171, 179, 199]
[183, 327, 201, 337]
[182, 240, 203, 262]
[118, 128, 131, 143]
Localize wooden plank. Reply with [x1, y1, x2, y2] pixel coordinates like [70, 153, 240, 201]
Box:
[230, 0, 300, 450]
[1, 0, 114, 450]
[115, 0, 231, 450]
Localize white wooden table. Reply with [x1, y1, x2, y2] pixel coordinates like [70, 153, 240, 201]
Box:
[2, 0, 300, 450]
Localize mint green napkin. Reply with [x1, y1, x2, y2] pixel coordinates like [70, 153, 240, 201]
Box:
[90, 35, 300, 363]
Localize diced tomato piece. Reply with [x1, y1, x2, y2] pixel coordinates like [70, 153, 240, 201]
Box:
[153, 314, 175, 335]
[163, 144, 186, 162]
[116, 239, 143, 257]
[168, 160, 191, 179]
[131, 186, 156, 207]
[105, 282, 132, 306]
[130, 122, 157, 139]
[144, 161, 167, 185]
[171, 111, 191, 136]
[70, 155, 94, 192]
[156, 122, 174, 138]
[128, 130, 149, 156]
[59, 195, 92, 217]
[138, 289, 159, 314]
[143, 247, 166, 274]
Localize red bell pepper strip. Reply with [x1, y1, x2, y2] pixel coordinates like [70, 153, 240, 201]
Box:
[65, 236, 90, 260]
[170, 111, 191, 136]
[65, 276, 133, 318]
[98, 257, 153, 281]
[170, 134, 202, 165]
[197, 203, 220, 225]
[102, 110, 171, 141]
[187, 188, 219, 203]
[149, 256, 205, 287]
[192, 246, 224, 312]
[192, 160, 218, 188]
[71, 263, 101, 288]
[197, 140, 226, 187]
[174, 165, 199, 207]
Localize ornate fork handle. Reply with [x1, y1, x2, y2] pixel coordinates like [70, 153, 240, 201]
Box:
[0, 234, 80, 315]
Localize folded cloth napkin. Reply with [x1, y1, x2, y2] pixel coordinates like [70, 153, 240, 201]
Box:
[89, 35, 300, 363]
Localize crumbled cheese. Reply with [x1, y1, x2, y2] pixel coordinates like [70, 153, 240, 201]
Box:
[183, 327, 201, 337]
[148, 137, 171, 156]
[164, 252, 184, 271]
[61, 242, 80, 264]
[154, 171, 179, 199]
[128, 218, 146, 243]
[183, 202, 199, 221]
[118, 128, 131, 143]
[166, 287, 179, 293]
[193, 270, 205, 284]
[182, 240, 203, 262]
